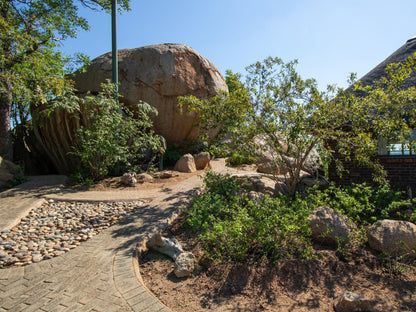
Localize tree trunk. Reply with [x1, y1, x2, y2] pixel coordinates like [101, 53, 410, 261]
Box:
[0, 80, 13, 161]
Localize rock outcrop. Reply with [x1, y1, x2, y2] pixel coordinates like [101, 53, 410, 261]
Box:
[31, 44, 227, 174]
[72, 43, 228, 145]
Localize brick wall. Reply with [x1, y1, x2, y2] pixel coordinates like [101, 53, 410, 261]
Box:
[329, 155, 416, 192]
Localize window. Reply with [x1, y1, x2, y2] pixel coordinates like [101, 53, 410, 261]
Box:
[378, 130, 416, 156]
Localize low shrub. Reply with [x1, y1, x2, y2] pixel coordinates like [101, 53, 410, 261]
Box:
[184, 172, 412, 264]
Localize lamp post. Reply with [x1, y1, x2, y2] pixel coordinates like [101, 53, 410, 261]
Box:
[111, 0, 118, 102]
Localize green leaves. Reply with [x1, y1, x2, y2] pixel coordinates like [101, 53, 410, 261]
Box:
[72, 81, 164, 181]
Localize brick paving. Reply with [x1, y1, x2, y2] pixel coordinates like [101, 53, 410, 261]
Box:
[0, 159, 239, 311]
[0, 168, 215, 311]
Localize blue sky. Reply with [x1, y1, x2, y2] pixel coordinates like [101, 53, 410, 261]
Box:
[60, 0, 416, 90]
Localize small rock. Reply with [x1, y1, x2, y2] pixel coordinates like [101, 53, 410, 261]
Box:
[309, 206, 356, 246]
[32, 254, 42, 263]
[193, 152, 211, 170]
[334, 291, 372, 312]
[137, 173, 154, 183]
[147, 233, 184, 260]
[174, 252, 195, 278]
[120, 172, 137, 187]
[174, 154, 196, 173]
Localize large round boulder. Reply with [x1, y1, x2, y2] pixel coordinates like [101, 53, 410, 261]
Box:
[72, 43, 228, 144]
[31, 44, 228, 173]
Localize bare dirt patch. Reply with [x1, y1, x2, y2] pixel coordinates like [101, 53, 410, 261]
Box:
[139, 216, 416, 312]
[66, 170, 202, 192]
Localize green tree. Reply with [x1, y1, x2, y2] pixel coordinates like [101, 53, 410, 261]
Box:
[179, 55, 416, 196]
[0, 0, 130, 160]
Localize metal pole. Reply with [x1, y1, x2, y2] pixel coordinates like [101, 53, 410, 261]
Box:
[111, 0, 118, 102]
[112, 0, 120, 175]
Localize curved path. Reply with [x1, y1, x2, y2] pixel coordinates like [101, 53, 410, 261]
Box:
[0, 159, 245, 311]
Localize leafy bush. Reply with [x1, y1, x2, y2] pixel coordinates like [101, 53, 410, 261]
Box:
[186, 171, 314, 263]
[184, 172, 411, 264]
[72, 82, 164, 181]
[304, 183, 411, 225]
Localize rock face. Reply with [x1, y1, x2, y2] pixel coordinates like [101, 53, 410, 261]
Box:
[72, 43, 228, 145]
[309, 206, 356, 246]
[367, 219, 416, 256]
[174, 154, 196, 173]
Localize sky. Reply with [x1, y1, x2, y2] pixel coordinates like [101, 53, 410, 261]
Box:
[60, 0, 416, 91]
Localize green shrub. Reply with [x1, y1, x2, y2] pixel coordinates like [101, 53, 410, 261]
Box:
[186, 172, 314, 263]
[72, 82, 164, 181]
[184, 172, 411, 264]
[304, 183, 410, 225]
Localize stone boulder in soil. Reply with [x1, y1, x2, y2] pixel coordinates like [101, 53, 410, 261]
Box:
[31, 44, 228, 174]
[309, 206, 356, 246]
[174, 154, 196, 173]
[367, 219, 416, 256]
[333, 291, 372, 312]
[193, 152, 211, 170]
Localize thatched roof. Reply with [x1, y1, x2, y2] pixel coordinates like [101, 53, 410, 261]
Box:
[358, 37, 416, 89]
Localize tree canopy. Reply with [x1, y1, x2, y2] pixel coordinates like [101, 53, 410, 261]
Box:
[0, 0, 130, 160]
[179, 55, 416, 196]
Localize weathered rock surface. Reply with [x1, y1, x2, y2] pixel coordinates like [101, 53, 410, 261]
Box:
[146, 233, 184, 261]
[0, 156, 19, 188]
[174, 251, 195, 278]
[30, 44, 227, 174]
[309, 206, 356, 246]
[367, 219, 416, 256]
[333, 291, 372, 312]
[174, 154, 196, 173]
[137, 173, 154, 183]
[72, 43, 227, 145]
[193, 152, 211, 170]
[120, 172, 137, 187]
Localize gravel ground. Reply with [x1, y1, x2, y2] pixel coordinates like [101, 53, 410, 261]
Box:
[0, 200, 147, 268]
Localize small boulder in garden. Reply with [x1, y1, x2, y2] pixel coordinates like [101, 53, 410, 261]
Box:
[120, 172, 137, 187]
[137, 173, 154, 183]
[333, 291, 372, 312]
[309, 206, 356, 246]
[174, 154, 196, 173]
[367, 219, 416, 256]
[174, 251, 195, 278]
[193, 152, 211, 170]
[146, 233, 184, 261]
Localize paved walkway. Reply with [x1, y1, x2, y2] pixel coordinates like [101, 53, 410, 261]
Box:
[0, 159, 238, 311]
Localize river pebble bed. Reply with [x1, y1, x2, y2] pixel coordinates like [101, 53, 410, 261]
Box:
[0, 200, 147, 268]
